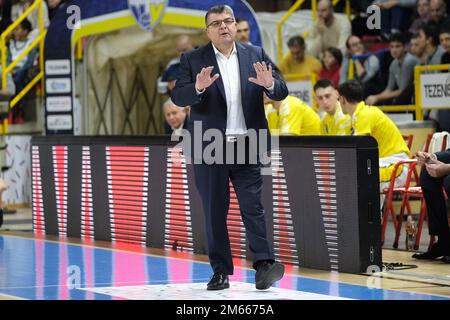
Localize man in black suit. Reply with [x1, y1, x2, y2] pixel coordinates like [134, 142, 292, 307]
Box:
[171, 4, 288, 290]
[414, 149, 450, 263]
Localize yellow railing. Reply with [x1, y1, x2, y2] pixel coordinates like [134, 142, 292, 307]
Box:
[277, 0, 306, 63]
[0, 0, 46, 131]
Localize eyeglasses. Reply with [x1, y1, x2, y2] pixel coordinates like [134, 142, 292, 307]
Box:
[207, 18, 235, 29]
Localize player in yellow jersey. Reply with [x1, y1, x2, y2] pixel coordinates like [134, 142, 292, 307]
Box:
[264, 94, 321, 136]
[338, 81, 410, 204]
[314, 79, 351, 135]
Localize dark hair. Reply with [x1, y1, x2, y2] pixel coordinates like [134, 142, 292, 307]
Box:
[440, 27, 450, 35]
[205, 5, 235, 25]
[420, 24, 440, 47]
[19, 18, 32, 33]
[314, 79, 335, 91]
[410, 32, 421, 40]
[236, 17, 248, 24]
[339, 81, 364, 103]
[389, 32, 407, 45]
[324, 47, 343, 65]
[287, 35, 305, 48]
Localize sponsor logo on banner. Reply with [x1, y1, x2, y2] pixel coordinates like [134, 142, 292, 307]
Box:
[286, 81, 314, 107]
[46, 78, 71, 93]
[46, 96, 72, 112]
[420, 73, 450, 109]
[45, 60, 71, 75]
[128, 0, 167, 32]
[47, 114, 73, 130]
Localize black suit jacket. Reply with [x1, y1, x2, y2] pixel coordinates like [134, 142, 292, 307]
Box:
[171, 42, 288, 161]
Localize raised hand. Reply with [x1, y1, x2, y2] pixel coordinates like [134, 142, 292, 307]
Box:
[196, 66, 220, 92]
[248, 61, 274, 89]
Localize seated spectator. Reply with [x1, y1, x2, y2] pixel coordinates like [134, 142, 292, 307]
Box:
[308, 0, 351, 58]
[264, 94, 321, 136]
[278, 36, 322, 78]
[372, 0, 416, 38]
[420, 25, 445, 64]
[340, 35, 382, 97]
[339, 80, 410, 199]
[8, 18, 37, 93]
[318, 47, 342, 88]
[314, 79, 351, 135]
[11, 0, 49, 38]
[236, 17, 251, 44]
[427, 0, 450, 30]
[163, 98, 189, 136]
[157, 35, 194, 95]
[366, 33, 419, 106]
[410, 32, 428, 62]
[439, 27, 450, 64]
[413, 149, 450, 263]
[408, 0, 431, 36]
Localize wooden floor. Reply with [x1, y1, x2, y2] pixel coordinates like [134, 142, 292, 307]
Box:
[0, 231, 448, 300]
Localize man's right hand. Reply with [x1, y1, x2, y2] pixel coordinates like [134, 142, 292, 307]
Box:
[415, 151, 437, 166]
[196, 66, 220, 92]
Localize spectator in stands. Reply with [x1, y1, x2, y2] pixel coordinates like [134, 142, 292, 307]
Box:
[408, 0, 431, 36]
[157, 35, 194, 95]
[308, 0, 351, 58]
[314, 79, 351, 135]
[410, 32, 428, 62]
[413, 149, 450, 263]
[163, 98, 189, 136]
[47, 0, 67, 21]
[372, 0, 416, 39]
[8, 18, 37, 93]
[318, 47, 342, 88]
[264, 93, 320, 136]
[427, 0, 450, 30]
[419, 25, 445, 64]
[439, 27, 450, 64]
[11, 0, 49, 38]
[340, 35, 382, 97]
[236, 17, 251, 44]
[366, 33, 419, 106]
[339, 80, 410, 196]
[278, 36, 322, 78]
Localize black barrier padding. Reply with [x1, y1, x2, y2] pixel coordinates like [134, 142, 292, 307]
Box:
[67, 145, 82, 238]
[40, 145, 58, 235]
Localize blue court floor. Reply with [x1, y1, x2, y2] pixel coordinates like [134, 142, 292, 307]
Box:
[0, 234, 448, 300]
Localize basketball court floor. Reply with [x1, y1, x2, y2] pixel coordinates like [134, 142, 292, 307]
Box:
[0, 231, 448, 300]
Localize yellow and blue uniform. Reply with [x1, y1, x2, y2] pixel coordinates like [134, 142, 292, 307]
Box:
[351, 102, 410, 186]
[265, 96, 321, 136]
[320, 103, 351, 135]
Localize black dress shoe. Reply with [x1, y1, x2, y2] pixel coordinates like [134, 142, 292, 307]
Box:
[442, 256, 450, 264]
[255, 261, 285, 290]
[207, 273, 229, 290]
[412, 243, 445, 260]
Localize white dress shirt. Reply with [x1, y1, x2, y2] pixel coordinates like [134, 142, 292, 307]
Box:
[212, 43, 247, 135]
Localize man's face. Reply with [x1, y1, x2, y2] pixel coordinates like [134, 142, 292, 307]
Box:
[205, 12, 237, 47]
[164, 104, 187, 129]
[175, 38, 193, 55]
[289, 45, 305, 63]
[317, 1, 333, 23]
[390, 41, 405, 60]
[13, 25, 27, 40]
[236, 21, 250, 43]
[417, 0, 429, 17]
[410, 36, 426, 57]
[347, 36, 364, 55]
[429, 0, 446, 22]
[315, 86, 339, 114]
[440, 32, 450, 52]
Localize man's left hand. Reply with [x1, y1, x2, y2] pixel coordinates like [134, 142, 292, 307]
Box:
[249, 62, 274, 89]
[425, 162, 450, 178]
